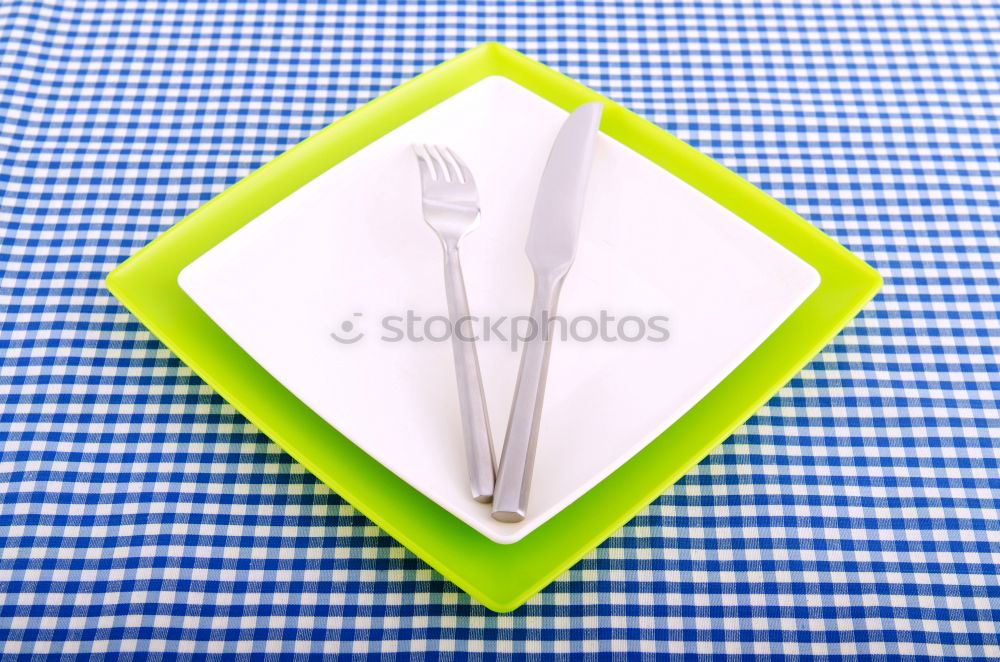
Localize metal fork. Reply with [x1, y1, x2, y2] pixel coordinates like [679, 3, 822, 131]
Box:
[414, 144, 495, 503]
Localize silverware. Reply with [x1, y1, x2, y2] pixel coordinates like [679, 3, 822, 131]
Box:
[492, 102, 604, 523]
[415, 144, 496, 503]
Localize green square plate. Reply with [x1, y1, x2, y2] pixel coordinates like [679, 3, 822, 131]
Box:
[106, 43, 881, 612]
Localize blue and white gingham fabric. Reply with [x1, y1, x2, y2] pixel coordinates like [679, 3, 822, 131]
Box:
[2, 0, 998, 657]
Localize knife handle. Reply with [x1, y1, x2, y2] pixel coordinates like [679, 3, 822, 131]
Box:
[492, 272, 565, 522]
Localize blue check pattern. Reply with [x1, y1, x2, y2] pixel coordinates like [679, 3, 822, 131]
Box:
[1, 0, 998, 657]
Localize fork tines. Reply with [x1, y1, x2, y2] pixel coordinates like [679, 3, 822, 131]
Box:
[415, 144, 473, 185]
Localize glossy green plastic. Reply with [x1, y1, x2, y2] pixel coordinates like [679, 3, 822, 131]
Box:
[106, 43, 881, 612]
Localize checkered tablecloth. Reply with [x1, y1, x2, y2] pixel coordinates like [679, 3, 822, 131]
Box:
[2, 0, 998, 657]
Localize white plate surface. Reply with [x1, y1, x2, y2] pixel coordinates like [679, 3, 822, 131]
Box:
[179, 76, 819, 543]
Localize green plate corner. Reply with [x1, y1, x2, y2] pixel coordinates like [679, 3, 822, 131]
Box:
[106, 42, 881, 612]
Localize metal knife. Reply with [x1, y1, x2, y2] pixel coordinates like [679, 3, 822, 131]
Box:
[492, 101, 603, 523]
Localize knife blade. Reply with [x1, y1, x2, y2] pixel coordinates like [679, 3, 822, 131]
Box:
[525, 102, 604, 273]
[492, 101, 603, 523]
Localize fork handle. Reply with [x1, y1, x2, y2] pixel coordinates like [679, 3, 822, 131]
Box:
[441, 244, 496, 502]
[492, 271, 565, 522]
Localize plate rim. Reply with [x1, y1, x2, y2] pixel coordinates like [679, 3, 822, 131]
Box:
[106, 42, 882, 612]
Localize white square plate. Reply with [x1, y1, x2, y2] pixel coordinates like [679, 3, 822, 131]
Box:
[178, 76, 819, 543]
